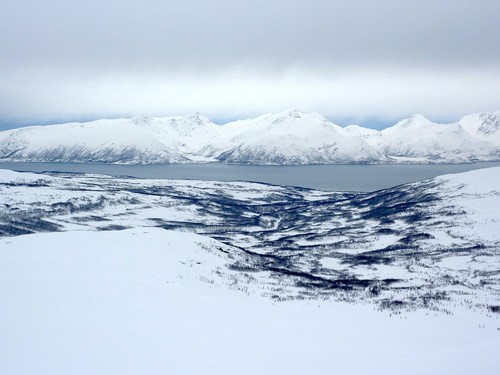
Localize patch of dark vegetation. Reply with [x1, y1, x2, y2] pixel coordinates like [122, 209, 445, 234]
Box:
[0, 224, 34, 236]
[379, 218, 396, 225]
[264, 264, 401, 291]
[419, 291, 449, 307]
[342, 254, 392, 266]
[380, 299, 408, 310]
[0, 180, 50, 188]
[488, 305, 500, 313]
[351, 184, 439, 223]
[49, 196, 107, 214]
[31, 219, 62, 232]
[0, 218, 62, 235]
[215, 245, 230, 254]
[364, 244, 420, 254]
[398, 232, 435, 244]
[227, 263, 260, 272]
[148, 218, 168, 224]
[97, 225, 130, 231]
[72, 215, 111, 222]
[468, 243, 487, 250]
[440, 274, 460, 285]
[440, 209, 467, 217]
[116, 196, 141, 205]
[361, 203, 415, 220]
[377, 227, 397, 235]
[351, 189, 407, 209]
[404, 212, 431, 223]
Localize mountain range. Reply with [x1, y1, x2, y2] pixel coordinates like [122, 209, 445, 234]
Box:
[1, 110, 499, 164]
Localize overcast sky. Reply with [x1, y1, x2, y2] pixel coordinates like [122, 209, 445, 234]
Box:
[1, 0, 499, 130]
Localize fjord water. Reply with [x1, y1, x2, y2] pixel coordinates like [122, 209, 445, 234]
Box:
[1, 161, 499, 192]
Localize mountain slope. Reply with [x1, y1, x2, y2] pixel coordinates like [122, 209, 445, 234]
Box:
[373, 114, 498, 162]
[1, 110, 499, 164]
[460, 112, 500, 146]
[0, 114, 220, 164]
[2, 227, 498, 375]
[210, 110, 382, 164]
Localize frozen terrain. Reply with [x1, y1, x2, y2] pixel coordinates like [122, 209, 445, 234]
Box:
[0, 110, 499, 164]
[1, 167, 500, 374]
[1, 167, 499, 310]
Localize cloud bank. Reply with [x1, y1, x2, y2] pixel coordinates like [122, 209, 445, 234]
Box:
[1, 0, 499, 129]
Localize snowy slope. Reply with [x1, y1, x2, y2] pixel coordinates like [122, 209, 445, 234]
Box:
[1, 110, 500, 164]
[1, 166, 500, 312]
[209, 110, 382, 164]
[373, 114, 498, 162]
[1, 228, 499, 375]
[1, 168, 500, 374]
[343, 123, 381, 140]
[0, 113, 220, 164]
[431, 167, 500, 243]
[460, 112, 500, 146]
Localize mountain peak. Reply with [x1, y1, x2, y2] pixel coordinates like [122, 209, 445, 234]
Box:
[186, 112, 211, 125]
[396, 114, 433, 128]
[284, 109, 305, 118]
[131, 115, 153, 126]
[1, 110, 499, 165]
[460, 111, 500, 137]
[272, 109, 304, 118]
[268, 110, 329, 125]
[409, 113, 431, 123]
[477, 113, 500, 136]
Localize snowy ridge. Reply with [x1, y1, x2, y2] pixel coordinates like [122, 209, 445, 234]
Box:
[459, 112, 500, 144]
[0, 110, 499, 164]
[0, 114, 220, 164]
[372, 114, 497, 162]
[211, 111, 382, 164]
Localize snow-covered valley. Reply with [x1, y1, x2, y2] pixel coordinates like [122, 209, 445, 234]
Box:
[1, 167, 500, 374]
[1, 110, 499, 165]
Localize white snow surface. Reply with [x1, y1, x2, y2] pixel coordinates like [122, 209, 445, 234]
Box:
[369, 114, 497, 162]
[1, 227, 499, 375]
[1, 110, 499, 164]
[432, 167, 500, 242]
[459, 112, 500, 146]
[210, 110, 382, 164]
[0, 113, 220, 164]
[1, 166, 500, 373]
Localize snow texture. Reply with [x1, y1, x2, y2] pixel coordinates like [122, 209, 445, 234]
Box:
[0, 228, 498, 375]
[1, 110, 499, 165]
[1, 167, 500, 374]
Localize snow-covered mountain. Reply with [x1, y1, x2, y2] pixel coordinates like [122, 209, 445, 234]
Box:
[459, 112, 500, 146]
[373, 114, 498, 163]
[0, 113, 220, 164]
[345, 112, 500, 163]
[343, 124, 380, 140]
[0, 110, 499, 164]
[209, 111, 382, 164]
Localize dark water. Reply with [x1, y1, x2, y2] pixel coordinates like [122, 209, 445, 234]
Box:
[1, 161, 499, 192]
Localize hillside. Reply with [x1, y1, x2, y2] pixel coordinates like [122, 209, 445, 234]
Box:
[1, 110, 499, 164]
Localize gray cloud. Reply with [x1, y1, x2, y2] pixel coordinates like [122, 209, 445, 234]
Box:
[1, 0, 499, 128]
